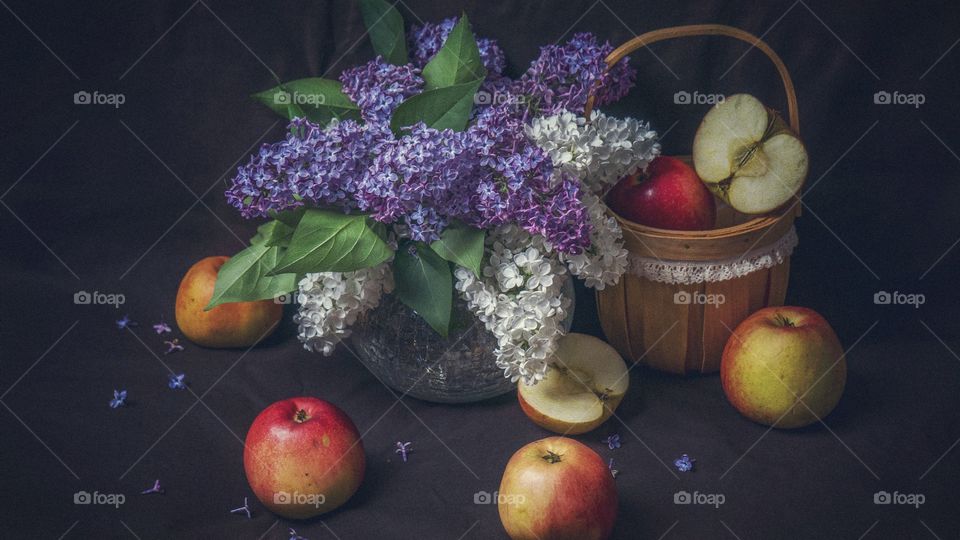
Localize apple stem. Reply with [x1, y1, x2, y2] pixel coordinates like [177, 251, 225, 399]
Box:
[773, 313, 795, 328]
[294, 409, 310, 423]
[541, 451, 563, 464]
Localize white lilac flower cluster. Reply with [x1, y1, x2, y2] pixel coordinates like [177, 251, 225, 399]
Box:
[455, 225, 571, 386]
[558, 190, 629, 289]
[525, 109, 660, 192]
[527, 108, 659, 290]
[295, 262, 394, 355]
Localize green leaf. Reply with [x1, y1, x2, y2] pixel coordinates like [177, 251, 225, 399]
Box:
[422, 14, 486, 90]
[390, 80, 482, 134]
[269, 207, 308, 228]
[358, 0, 407, 65]
[394, 241, 453, 336]
[271, 209, 393, 274]
[430, 222, 485, 277]
[205, 244, 297, 310]
[253, 78, 361, 124]
[250, 220, 295, 248]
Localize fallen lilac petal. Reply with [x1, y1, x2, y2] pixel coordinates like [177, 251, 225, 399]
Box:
[673, 454, 695, 472]
[141, 479, 163, 495]
[152, 320, 172, 334]
[110, 389, 127, 409]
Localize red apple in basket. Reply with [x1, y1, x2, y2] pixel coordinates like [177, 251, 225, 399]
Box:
[498, 437, 617, 540]
[244, 397, 365, 519]
[721, 306, 846, 429]
[606, 155, 716, 230]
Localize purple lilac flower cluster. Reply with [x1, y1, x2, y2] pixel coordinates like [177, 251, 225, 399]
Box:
[516, 32, 635, 116]
[340, 57, 424, 124]
[224, 118, 378, 217]
[358, 123, 473, 242]
[408, 18, 506, 75]
[226, 23, 635, 253]
[465, 104, 588, 251]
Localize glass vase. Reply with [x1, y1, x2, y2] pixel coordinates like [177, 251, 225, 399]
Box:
[348, 278, 575, 403]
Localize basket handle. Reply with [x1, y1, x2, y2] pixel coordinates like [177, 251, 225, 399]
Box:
[584, 24, 800, 134]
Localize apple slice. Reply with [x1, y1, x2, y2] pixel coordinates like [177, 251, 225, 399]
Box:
[518, 333, 629, 435]
[693, 93, 808, 214]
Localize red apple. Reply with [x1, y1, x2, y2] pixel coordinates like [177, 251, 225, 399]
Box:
[606, 156, 716, 230]
[721, 306, 846, 429]
[244, 397, 365, 519]
[498, 437, 617, 540]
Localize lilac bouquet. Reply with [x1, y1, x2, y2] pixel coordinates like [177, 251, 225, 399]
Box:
[209, 1, 660, 384]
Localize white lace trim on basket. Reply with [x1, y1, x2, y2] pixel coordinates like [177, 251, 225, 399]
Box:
[628, 227, 798, 285]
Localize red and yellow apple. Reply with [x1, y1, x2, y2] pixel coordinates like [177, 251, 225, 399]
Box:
[244, 397, 365, 519]
[498, 436, 617, 540]
[721, 306, 846, 429]
[606, 156, 716, 230]
[175, 256, 282, 348]
[518, 333, 629, 435]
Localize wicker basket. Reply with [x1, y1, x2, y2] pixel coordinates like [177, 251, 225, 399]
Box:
[589, 25, 802, 375]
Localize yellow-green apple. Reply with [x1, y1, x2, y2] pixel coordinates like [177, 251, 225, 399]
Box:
[693, 93, 808, 214]
[244, 397, 365, 519]
[498, 436, 617, 540]
[518, 333, 629, 435]
[721, 306, 845, 429]
[606, 156, 716, 230]
[175, 256, 282, 348]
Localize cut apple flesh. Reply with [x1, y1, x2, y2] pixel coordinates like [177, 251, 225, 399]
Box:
[518, 333, 629, 434]
[723, 133, 808, 214]
[693, 93, 808, 214]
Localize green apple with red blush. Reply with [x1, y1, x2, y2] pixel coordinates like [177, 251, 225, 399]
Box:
[606, 155, 716, 230]
[244, 397, 365, 519]
[498, 437, 617, 540]
[721, 306, 846, 429]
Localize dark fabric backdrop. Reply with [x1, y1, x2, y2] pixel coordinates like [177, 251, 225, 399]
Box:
[2, 1, 959, 538]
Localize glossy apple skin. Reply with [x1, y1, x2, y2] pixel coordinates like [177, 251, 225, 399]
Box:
[175, 256, 282, 348]
[498, 437, 617, 540]
[606, 156, 716, 230]
[244, 397, 365, 519]
[721, 307, 846, 429]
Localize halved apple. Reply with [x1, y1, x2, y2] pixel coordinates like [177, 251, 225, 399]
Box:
[693, 93, 808, 214]
[518, 333, 629, 435]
